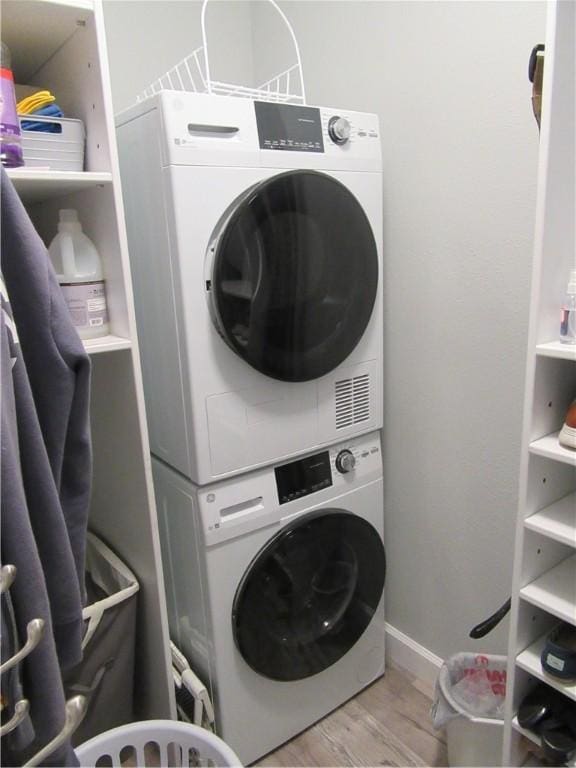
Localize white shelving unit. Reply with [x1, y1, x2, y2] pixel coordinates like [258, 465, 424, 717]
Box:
[2, 0, 175, 724]
[6, 168, 113, 203]
[503, 1, 576, 765]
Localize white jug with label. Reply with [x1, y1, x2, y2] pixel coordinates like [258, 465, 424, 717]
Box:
[49, 209, 109, 339]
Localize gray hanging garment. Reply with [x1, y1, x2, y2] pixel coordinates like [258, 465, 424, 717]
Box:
[1, 165, 91, 765]
[1, 166, 91, 667]
[1, 274, 79, 767]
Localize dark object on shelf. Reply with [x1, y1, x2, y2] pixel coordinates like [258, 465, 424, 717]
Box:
[518, 683, 576, 766]
[541, 623, 576, 681]
[529, 43, 545, 130]
[469, 598, 511, 639]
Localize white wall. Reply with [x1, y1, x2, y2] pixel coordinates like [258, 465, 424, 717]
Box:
[104, 0, 546, 662]
[253, 0, 545, 659]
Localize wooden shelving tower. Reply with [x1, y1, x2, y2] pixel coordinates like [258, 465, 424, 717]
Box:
[2, 0, 175, 723]
[503, 1, 575, 765]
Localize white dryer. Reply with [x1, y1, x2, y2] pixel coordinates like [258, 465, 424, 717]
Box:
[117, 92, 383, 485]
[153, 431, 385, 765]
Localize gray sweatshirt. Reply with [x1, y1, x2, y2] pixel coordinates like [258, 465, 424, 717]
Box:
[1, 166, 91, 765]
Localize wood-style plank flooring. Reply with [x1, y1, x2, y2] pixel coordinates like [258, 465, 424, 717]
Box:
[256, 664, 447, 767]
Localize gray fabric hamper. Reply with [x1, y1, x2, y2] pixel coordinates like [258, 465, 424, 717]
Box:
[64, 532, 139, 746]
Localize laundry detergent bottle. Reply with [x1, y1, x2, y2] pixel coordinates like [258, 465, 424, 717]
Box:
[0, 41, 24, 167]
[49, 209, 109, 339]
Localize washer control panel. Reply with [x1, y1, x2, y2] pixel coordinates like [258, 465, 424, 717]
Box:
[199, 431, 382, 546]
[320, 109, 379, 148]
[328, 116, 352, 145]
[254, 101, 380, 154]
[255, 101, 324, 153]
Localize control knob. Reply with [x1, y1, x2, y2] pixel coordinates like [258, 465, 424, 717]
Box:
[335, 449, 356, 474]
[328, 116, 351, 145]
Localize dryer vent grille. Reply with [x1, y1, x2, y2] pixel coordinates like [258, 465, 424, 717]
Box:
[335, 374, 370, 429]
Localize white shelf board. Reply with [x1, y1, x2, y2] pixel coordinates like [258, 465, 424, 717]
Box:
[512, 717, 540, 747]
[520, 554, 576, 624]
[525, 493, 576, 548]
[6, 169, 113, 205]
[536, 341, 576, 361]
[1, 0, 94, 82]
[83, 335, 132, 355]
[516, 632, 576, 701]
[529, 432, 576, 466]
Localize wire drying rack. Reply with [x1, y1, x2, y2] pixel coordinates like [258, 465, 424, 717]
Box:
[137, 0, 306, 105]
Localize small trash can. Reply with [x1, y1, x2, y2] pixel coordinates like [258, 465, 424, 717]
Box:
[65, 532, 139, 746]
[431, 653, 507, 767]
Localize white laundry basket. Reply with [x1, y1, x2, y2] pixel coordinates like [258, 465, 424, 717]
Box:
[75, 719, 242, 767]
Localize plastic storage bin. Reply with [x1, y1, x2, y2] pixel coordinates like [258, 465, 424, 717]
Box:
[432, 653, 507, 767]
[65, 533, 139, 747]
[19, 115, 85, 171]
[75, 719, 242, 767]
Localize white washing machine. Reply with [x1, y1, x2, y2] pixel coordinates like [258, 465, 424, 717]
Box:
[117, 92, 383, 485]
[153, 431, 385, 764]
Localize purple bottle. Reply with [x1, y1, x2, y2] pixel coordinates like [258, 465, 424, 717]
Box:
[1, 42, 24, 168]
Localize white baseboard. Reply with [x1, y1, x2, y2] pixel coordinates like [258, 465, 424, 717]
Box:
[385, 623, 444, 688]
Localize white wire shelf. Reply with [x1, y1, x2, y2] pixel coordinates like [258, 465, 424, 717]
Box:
[138, 48, 304, 106]
[136, 0, 306, 106]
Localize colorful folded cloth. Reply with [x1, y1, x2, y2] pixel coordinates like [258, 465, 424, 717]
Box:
[20, 104, 64, 133]
[17, 90, 64, 132]
[17, 90, 56, 115]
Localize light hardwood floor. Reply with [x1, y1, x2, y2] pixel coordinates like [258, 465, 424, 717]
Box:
[256, 665, 448, 767]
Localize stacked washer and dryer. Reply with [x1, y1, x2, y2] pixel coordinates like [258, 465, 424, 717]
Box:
[116, 92, 385, 765]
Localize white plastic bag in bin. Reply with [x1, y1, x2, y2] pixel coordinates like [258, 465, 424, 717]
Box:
[431, 653, 507, 728]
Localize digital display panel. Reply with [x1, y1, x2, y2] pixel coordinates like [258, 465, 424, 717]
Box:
[255, 101, 324, 153]
[275, 451, 332, 504]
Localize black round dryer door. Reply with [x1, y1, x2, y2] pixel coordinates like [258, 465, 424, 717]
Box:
[232, 511, 386, 681]
[210, 170, 379, 382]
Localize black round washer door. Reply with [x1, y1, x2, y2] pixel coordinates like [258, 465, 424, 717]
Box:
[211, 170, 379, 382]
[232, 511, 386, 681]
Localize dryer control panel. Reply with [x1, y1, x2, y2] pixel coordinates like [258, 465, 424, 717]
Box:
[274, 433, 381, 505]
[275, 450, 332, 504]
